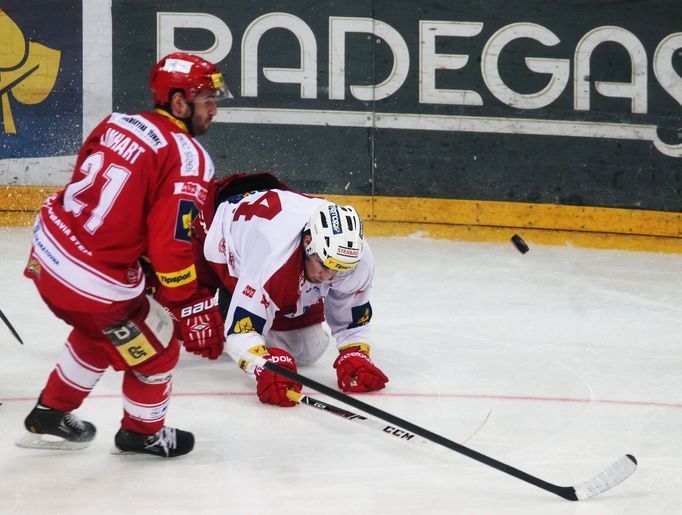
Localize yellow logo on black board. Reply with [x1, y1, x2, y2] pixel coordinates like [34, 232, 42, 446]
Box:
[0, 10, 61, 134]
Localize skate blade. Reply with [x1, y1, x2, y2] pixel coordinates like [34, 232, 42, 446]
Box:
[15, 432, 91, 450]
[110, 446, 133, 455]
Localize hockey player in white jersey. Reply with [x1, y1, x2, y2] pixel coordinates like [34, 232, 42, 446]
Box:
[200, 184, 389, 407]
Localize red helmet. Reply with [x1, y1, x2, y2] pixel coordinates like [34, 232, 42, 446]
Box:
[150, 52, 231, 105]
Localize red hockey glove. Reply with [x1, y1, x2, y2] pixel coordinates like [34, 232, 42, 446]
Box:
[255, 348, 302, 407]
[173, 296, 224, 360]
[333, 345, 388, 393]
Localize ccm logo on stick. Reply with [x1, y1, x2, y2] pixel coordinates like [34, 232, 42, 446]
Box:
[383, 425, 416, 440]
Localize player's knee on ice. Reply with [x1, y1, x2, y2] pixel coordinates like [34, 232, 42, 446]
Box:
[266, 323, 331, 366]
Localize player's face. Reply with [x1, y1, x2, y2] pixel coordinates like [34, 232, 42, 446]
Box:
[304, 253, 338, 284]
[191, 91, 218, 136]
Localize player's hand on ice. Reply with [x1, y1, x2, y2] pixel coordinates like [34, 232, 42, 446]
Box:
[255, 348, 302, 407]
[333, 345, 388, 393]
[174, 296, 224, 360]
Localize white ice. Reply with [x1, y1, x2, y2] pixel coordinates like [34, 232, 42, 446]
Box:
[1, 226, 680, 514]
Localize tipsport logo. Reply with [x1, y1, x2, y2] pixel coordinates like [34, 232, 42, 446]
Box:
[0, 10, 61, 134]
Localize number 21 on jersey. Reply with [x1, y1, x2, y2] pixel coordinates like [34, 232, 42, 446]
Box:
[63, 151, 131, 234]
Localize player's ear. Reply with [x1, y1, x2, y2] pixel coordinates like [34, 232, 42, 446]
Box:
[302, 232, 312, 248]
[169, 91, 189, 117]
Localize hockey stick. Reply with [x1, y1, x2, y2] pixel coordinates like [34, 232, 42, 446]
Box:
[0, 308, 23, 344]
[287, 390, 492, 445]
[258, 357, 636, 501]
[287, 390, 428, 444]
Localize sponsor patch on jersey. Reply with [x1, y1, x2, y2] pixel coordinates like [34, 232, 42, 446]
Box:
[174, 199, 198, 242]
[173, 133, 200, 177]
[156, 264, 196, 288]
[242, 285, 256, 298]
[328, 204, 342, 235]
[348, 302, 372, 328]
[228, 307, 266, 336]
[109, 113, 168, 151]
[173, 181, 208, 204]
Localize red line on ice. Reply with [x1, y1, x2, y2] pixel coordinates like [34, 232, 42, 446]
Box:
[1, 391, 680, 409]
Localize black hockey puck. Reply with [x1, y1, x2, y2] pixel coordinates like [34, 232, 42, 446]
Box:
[511, 234, 529, 254]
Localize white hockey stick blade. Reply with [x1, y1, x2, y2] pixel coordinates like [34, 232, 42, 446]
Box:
[573, 454, 637, 500]
[15, 432, 92, 451]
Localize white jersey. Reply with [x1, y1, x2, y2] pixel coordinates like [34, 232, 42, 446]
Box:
[203, 189, 374, 375]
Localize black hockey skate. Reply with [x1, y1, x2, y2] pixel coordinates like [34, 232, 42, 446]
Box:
[113, 426, 194, 458]
[16, 400, 97, 450]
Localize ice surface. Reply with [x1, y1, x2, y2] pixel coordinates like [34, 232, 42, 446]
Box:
[1, 226, 680, 514]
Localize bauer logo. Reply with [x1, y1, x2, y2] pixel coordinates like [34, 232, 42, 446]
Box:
[0, 5, 81, 159]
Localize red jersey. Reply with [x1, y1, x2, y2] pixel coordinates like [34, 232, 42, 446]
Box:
[25, 110, 215, 312]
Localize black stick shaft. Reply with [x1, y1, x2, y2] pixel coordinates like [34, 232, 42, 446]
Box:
[0, 309, 23, 344]
[290, 391, 428, 444]
[265, 360, 577, 500]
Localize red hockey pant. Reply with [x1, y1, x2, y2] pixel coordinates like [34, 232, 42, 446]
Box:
[39, 295, 179, 435]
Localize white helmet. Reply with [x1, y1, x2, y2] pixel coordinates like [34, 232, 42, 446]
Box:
[305, 202, 364, 271]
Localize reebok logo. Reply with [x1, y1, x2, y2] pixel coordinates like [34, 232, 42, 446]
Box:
[269, 355, 294, 366]
[338, 351, 372, 366]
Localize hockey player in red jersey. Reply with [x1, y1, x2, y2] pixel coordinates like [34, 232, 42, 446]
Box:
[17, 53, 228, 457]
[199, 180, 389, 407]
